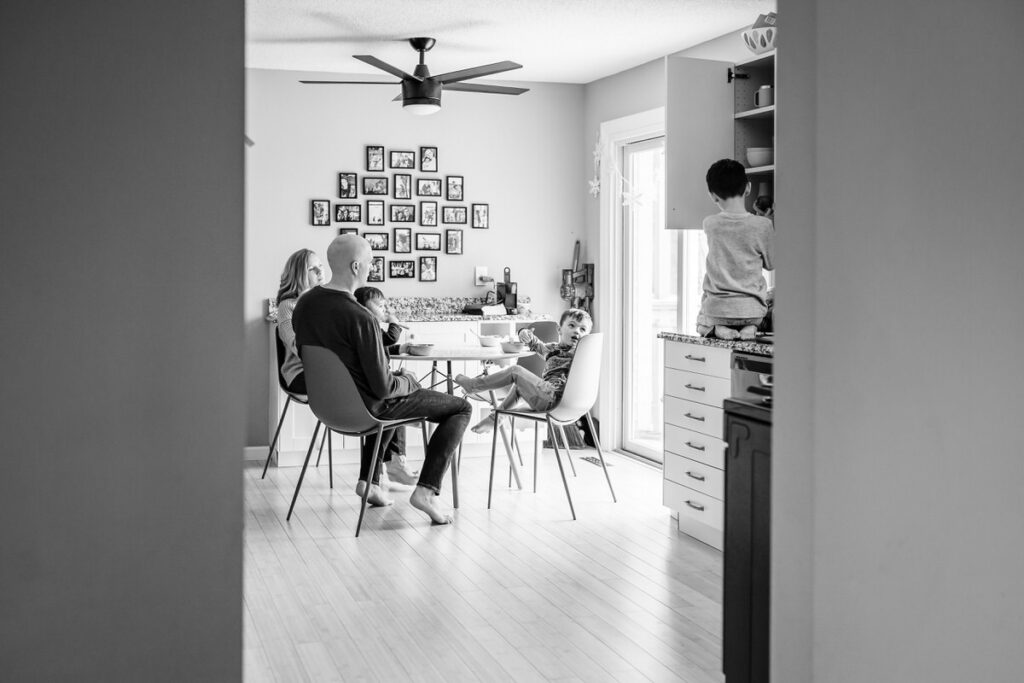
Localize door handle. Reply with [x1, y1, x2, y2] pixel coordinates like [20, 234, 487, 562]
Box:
[685, 441, 706, 451]
[685, 500, 705, 512]
[684, 383, 706, 392]
[684, 412, 706, 422]
[686, 471, 706, 482]
[684, 354, 706, 362]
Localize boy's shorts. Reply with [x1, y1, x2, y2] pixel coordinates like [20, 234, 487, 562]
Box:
[696, 314, 764, 338]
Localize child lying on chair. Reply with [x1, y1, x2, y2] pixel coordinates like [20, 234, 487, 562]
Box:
[455, 308, 592, 434]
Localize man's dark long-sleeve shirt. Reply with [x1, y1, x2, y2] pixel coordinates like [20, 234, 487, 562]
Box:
[293, 287, 418, 414]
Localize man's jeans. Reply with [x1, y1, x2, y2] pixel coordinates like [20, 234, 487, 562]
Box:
[359, 388, 471, 494]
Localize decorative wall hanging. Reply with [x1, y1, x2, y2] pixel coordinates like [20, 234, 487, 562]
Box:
[390, 151, 415, 169]
[417, 178, 441, 197]
[390, 204, 415, 222]
[472, 204, 489, 229]
[368, 257, 385, 282]
[364, 232, 389, 250]
[334, 204, 361, 222]
[339, 228, 358, 235]
[419, 256, 437, 281]
[389, 260, 415, 278]
[338, 173, 357, 198]
[311, 199, 330, 226]
[446, 176, 464, 201]
[442, 206, 467, 224]
[420, 201, 437, 226]
[416, 233, 441, 251]
[393, 228, 412, 253]
[366, 146, 384, 172]
[363, 177, 388, 195]
[420, 147, 437, 172]
[446, 229, 463, 255]
[394, 174, 412, 200]
[365, 200, 384, 225]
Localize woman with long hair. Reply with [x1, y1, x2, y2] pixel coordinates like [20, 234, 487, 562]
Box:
[276, 248, 324, 394]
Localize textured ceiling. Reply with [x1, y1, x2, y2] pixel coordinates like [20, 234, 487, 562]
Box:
[247, 0, 774, 83]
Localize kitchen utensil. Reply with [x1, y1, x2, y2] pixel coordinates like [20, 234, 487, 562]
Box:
[754, 85, 774, 107]
[746, 147, 774, 167]
[406, 343, 435, 356]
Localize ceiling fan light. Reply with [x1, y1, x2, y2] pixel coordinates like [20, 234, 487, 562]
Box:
[404, 103, 441, 116]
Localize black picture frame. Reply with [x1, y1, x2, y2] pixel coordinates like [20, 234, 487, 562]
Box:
[362, 176, 388, 196]
[416, 232, 441, 251]
[338, 228, 359, 235]
[334, 203, 361, 222]
[365, 200, 384, 226]
[366, 145, 384, 172]
[368, 256, 385, 283]
[472, 203, 489, 229]
[390, 204, 415, 223]
[337, 173, 357, 199]
[446, 229, 463, 255]
[416, 178, 441, 197]
[311, 199, 330, 226]
[420, 146, 438, 172]
[442, 205, 467, 224]
[446, 175, 464, 201]
[419, 201, 437, 227]
[389, 260, 416, 279]
[363, 232, 389, 251]
[393, 227, 412, 253]
[393, 173, 412, 200]
[419, 256, 437, 282]
[389, 150, 415, 169]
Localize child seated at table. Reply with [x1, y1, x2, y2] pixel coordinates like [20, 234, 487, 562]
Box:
[454, 308, 592, 433]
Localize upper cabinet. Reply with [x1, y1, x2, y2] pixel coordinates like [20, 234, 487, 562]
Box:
[732, 50, 776, 213]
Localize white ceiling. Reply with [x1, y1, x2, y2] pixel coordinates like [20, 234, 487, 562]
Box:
[246, 0, 774, 84]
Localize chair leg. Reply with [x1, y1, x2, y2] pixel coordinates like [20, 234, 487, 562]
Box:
[487, 412, 500, 509]
[586, 412, 616, 503]
[286, 421, 321, 521]
[560, 425, 578, 477]
[451, 442, 460, 510]
[327, 429, 333, 489]
[355, 427, 385, 538]
[315, 426, 327, 467]
[547, 417, 576, 520]
[533, 421, 539, 493]
[262, 395, 291, 479]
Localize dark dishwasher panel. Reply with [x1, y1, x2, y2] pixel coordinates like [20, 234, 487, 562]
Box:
[723, 398, 772, 683]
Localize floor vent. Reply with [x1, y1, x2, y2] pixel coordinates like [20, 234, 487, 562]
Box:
[579, 456, 612, 467]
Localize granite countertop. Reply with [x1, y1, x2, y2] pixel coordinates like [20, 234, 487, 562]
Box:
[265, 294, 545, 324]
[658, 331, 774, 357]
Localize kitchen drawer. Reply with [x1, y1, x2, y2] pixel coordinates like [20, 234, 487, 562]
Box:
[665, 341, 732, 377]
[664, 423, 725, 469]
[664, 480, 724, 537]
[665, 396, 724, 440]
[665, 451, 724, 500]
[664, 368, 731, 407]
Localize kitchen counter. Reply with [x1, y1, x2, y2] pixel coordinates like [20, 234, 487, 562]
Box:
[658, 331, 773, 357]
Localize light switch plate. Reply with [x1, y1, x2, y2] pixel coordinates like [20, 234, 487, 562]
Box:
[474, 266, 489, 286]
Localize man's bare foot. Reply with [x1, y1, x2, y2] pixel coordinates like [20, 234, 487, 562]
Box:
[739, 325, 758, 340]
[410, 486, 454, 525]
[714, 325, 740, 340]
[354, 480, 393, 507]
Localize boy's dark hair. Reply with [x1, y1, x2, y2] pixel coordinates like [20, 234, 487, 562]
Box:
[354, 286, 384, 306]
[560, 308, 592, 328]
[706, 158, 748, 200]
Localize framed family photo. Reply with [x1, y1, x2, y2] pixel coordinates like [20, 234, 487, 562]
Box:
[338, 173, 357, 199]
[442, 206, 467, 224]
[417, 178, 442, 197]
[365, 200, 384, 226]
[362, 176, 388, 195]
[368, 256, 385, 283]
[446, 229, 463, 255]
[334, 203, 361, 222]
[364, 232, 389, 251]
[419, 256, 437, 282]
[393, 173, 411, 200]
[472, 203, 489, 229]
[393, 227, 412, 253]
[389, 260, 416, 279]
[420, 146, 437, 172]
[338, 228, 359, 235]
[446, 175, 464, 201]
[416, 232, 441, 251]
[390, 204, 415, 223]
[366, 145, 384, 172]
[311, 199, 330, 226]
[419, 201, 437, 227]
[389, 150, 415, 169]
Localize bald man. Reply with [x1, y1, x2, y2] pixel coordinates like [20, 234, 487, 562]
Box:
[293, 235, 470, 524]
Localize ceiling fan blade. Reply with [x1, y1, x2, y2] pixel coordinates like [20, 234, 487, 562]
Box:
[435, 60, 522, 84]
[300, 80, 398, 85]
[444, 82, 529, 96]
[353, 55, 421, 82]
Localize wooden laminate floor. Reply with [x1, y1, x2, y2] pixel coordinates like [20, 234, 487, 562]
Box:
[244, 441, 724, 683]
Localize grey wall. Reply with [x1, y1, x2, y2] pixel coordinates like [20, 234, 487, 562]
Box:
[0, 1, 243, 680]
[245, 69, 584, 446]
[775, 0, 1024, 681]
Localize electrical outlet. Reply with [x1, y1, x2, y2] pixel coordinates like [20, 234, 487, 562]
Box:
[474, 266, 490, 286]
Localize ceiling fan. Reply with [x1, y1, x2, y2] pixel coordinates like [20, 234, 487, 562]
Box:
[300, 37, 529, 115]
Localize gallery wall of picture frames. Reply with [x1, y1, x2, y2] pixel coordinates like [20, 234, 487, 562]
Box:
[308, 145, 491, 282]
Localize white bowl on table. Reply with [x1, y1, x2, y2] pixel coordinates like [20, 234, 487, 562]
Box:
[500, 341, 528, 353]
[478, 335, 502, 348]
[406, 343, 434, 357]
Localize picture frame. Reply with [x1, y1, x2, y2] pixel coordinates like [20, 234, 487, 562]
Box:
[419, 201, 437, 227]
[334, 203, 361, 222]
[389, 150, 415, 169]
[420, 146, 438, 172]
[472, 203, 489, 229]
[365, 200, 384, 226]
[446, 175, 464, 201]
[393, 173, 412, 200]
[389, 260, 416, 279]
[365, 145, 384, 172]
[390, 204, 415, 223]
[338, 172, 357, 199]
[442, 205, 467, 224]
[393, 227, 412, 253]
[364, 232, 389, 251]
[419, 256, 437, 282]
[368, 256, 385, 283]
[311, 199, 330, 226]
[362, 176, 388, 196]
[338, 228, 359, 235]
[416, 232, 441, 251]
[446, 229, 463, 255]
[416, 178, 442, 197]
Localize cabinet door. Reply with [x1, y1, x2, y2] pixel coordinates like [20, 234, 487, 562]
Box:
[665, 56, 733, 230]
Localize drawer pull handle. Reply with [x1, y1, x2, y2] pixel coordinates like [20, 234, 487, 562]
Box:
[684, 354, 707, 362]
[686, 471, 706, 482]
[684, 383, 706, 392]
[685, 441, 706, 451]
[685, 500, 705, 512]
[684, 412, 706, 422]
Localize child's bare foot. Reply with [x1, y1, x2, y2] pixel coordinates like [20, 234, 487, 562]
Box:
[355, 480, 393, 507]
[739, 325, 758, 340]
[470, 413, 496, 434]
[410, 486, 454, 525]
[454, 374, 478, 391]
[714, 325, 740, 340]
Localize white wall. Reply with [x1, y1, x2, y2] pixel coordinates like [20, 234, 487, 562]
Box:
[0, 1, 243, 680]
[245, 70, 584, 445]
[776, 0, 1024, 681]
